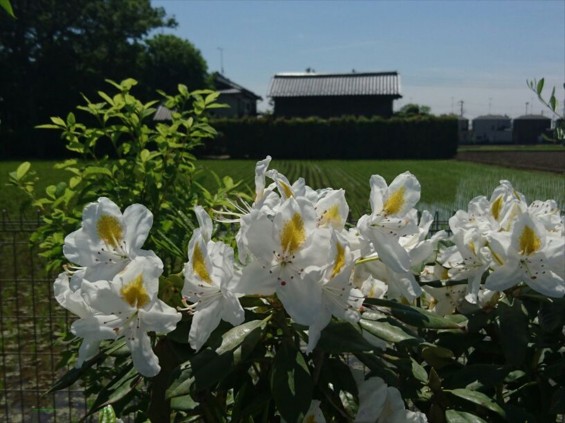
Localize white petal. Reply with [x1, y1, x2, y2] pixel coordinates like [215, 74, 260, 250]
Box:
[126, 329, 161, 377]
[189, 299, 223, 351]
[122, 203, 153, 252]
[139, 300, 181, 334]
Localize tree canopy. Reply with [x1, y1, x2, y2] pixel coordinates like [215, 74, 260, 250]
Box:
[0, 0, 209, 158]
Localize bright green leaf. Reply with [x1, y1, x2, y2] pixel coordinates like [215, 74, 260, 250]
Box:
[0, 0, 15, 17]
[98, 405, 118, 423]
[15, 162, 31, 180]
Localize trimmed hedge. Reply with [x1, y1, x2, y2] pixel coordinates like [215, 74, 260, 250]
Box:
[208, 115, 458, 159]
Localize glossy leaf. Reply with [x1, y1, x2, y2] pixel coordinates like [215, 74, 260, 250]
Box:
[270, 343, 313, 423]
[317, 321, 375, 353]
[445, 409, 487, 423]
[446, 389, 505, 417]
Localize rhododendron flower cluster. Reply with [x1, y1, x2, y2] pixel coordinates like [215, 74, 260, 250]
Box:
[53, 156, 564, 420]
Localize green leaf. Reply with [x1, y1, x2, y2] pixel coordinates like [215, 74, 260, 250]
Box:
[83, 166, 113, 177]
[549, 88, 557, 111]
[170, 394, 198, 412]
[497, 300, 528, 366]
[270, 343, 313, 423]
[316, 321, 375, 353]
[421, 344, 454, 369]
[0, 0, 15, 17]
[445, 409, 487, 423]
[88, 365, 141, 416]
[15, 161, 31, 180]
[359, 318, 422, 345]
[536, 78, 545, 95]
[98, 405, 118, 423]
[446, 389, 506, 417]
[167, 319, 266, 400]
[411, 358, 428, 383]
[365, 298, 463, 329]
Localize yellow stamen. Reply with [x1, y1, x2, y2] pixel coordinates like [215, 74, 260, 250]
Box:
[331, 242, 346, 278]
[383, 187, 405, 215]
[280, 181, 294, 198]
[305, 416, 317, 423]
[96, 215, 123, 248]
[192, 244, 212, 284]
[491, 195, 503, 221]
[280, 213, 306, 254]
[120, 274, 150, 309]
[319, 204, 341, 227]
[519, 225, 541, 256]
[468, 241, 476, 255]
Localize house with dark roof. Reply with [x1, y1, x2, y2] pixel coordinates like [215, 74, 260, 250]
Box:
[154, 72, 262, 121]
[267, 71, 402, 118]
[212, 72, 262, 117]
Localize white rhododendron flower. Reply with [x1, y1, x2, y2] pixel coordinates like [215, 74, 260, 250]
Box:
[440, 229, 492, 303]
[306, 232, 364, 352]
[71, 256, 181, 377]
[355, 377, 428, 423]
[63, 197, 157, 282]
[183, 206, 245, 351]
[486, 211, 565, 297]
[358, 172, 421, 274]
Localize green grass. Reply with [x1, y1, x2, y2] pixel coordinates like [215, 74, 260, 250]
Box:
[2, 159, 564, 220]
[457, 144, 564, 152]
[198, 159, 565, 219]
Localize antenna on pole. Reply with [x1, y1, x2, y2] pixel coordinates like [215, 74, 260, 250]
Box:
[458, 100, 464, 117]
[217, 47, 224, 75]
[488, 98, 492, 114]
[525, 101, 529, 115]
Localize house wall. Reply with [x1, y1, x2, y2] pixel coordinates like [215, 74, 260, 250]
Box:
[214, 95, 258, 118]
[273, 95, 395, 118]
[512, 119, 551, 144]
[472, 119, 512, 143]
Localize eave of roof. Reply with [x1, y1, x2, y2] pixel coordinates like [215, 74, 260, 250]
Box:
[268, 71, 402, 98]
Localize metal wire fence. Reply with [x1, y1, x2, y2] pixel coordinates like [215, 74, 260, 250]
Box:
[0, 210, 88, 423]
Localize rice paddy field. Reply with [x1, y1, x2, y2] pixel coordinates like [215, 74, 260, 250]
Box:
[1, 158, 564, 221]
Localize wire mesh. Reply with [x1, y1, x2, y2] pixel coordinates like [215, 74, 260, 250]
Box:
[0, 210, 88, 423]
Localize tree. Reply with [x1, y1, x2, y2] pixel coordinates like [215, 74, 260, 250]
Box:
[395, 103, 432, 116]
[0, 0, 177, 157]
[138, 34, 211, 98]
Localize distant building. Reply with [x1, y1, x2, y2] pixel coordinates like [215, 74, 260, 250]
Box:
[154, 72, 262, 121]
[472, 114, 512, 143]
[212, 72, 262, 118]
[512, 114, 551, 144]
[457, 116, 470, 144]
[267, 71, 402, 118]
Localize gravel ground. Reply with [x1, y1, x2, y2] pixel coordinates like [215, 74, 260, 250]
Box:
[456, 150, 565, 174]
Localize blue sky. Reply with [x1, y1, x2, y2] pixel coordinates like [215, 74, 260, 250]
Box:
[151, 0, 564, 119]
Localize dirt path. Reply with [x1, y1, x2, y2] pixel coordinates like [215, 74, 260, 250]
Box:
[456, 150, 565, 174]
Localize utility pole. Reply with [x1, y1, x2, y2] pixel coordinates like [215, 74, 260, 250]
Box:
[458, 100, 464, 117]
[217, 47, 224, 75]
[525, 101, 529, 115]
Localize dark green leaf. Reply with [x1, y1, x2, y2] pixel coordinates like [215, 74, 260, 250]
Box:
[359, 318, 422, 345]
[445, 409, 487, 423]
[364, 298, 463, 329]
[316, 321, 375, 353]
[270, 343, 313, 423]
[446, 389, 505, 417]
[167, 319, 265, 400]
[536, 78, 545, 95]
[422, 344, 454, 369]
[497, 300, 528, 366]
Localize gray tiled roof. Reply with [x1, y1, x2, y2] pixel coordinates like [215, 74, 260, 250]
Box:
[268, 71, 401, 98]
